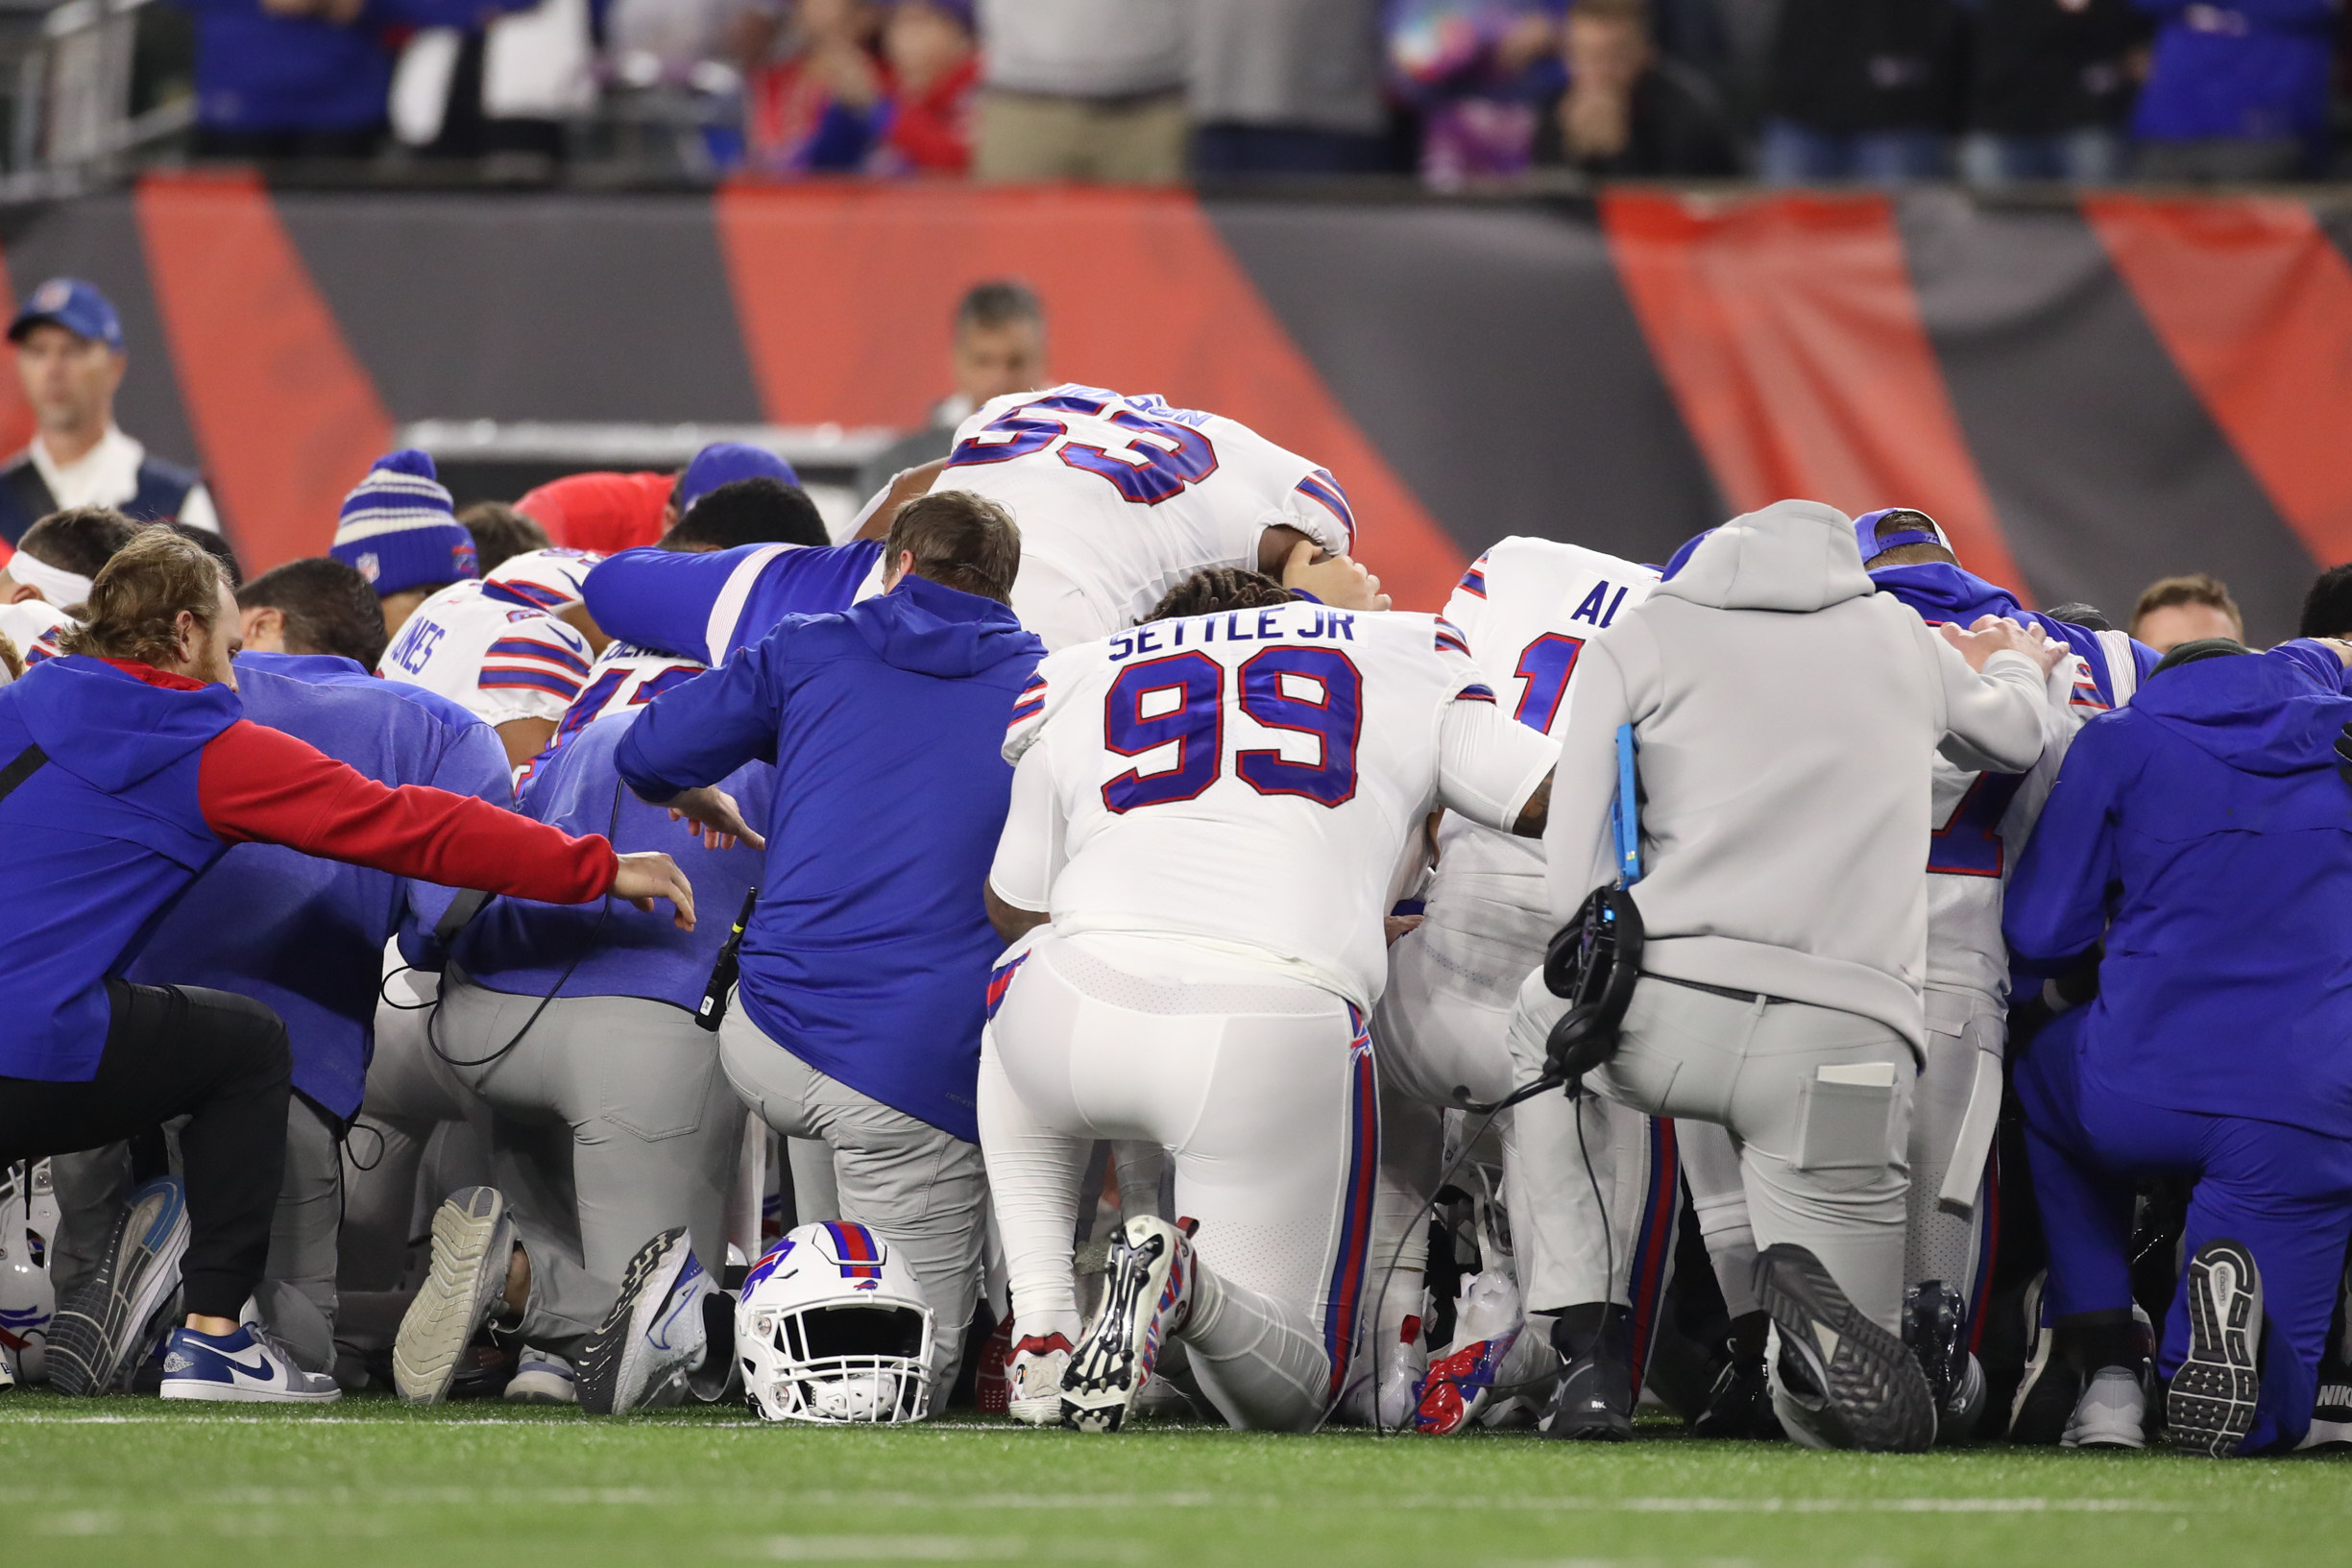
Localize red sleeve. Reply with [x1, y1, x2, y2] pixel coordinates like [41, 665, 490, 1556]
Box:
[197, 720, 617, 904]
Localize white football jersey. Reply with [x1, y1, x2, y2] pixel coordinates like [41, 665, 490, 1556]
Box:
[1924, 627, 2143, 998]
[1425, 538, 1660, 956]
[0, 599, 73, 677]
[377, 577, 595, 728]
[936, 384, 1355, 650]
[518, 640, 708, 788]
[993, 601, 1558, 1008]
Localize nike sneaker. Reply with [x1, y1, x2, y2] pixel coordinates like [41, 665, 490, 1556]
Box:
[1005, 1331, 1075, 1426]
[504, 1347, 578, 1405]
[47, 1176, 189, 1397]
[159, 1320, 340, 1404]
[393, 1187, 517, 1407]
[1903, 1281, 1985, 1443]
[2295, 1252, 2352, 1451]
[1756, 1242, 1934, 1453]
[2062, 1364, 2148, 1449]
[1060, 1214, 1194, 1434]
[1690, 1349, 1782, 1440]
[2169, 1238, 2262, 1458]
[577, 1228, 720, 1415]
[2006, 1269, 2079, 1445]
[1539, 1334, 1633, 1442]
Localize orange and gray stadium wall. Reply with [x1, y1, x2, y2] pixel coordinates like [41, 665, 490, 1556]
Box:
[0, 175, 2344, 639]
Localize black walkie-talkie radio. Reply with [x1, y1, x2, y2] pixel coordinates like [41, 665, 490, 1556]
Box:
[696, 886, 760, 1032]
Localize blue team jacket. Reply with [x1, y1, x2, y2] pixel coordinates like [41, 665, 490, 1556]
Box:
[582, 540, 885, 667]
[2004, 641, 2352, 1138]
[176, 0, 524, 133]
[456, 702, 774, 1014]
[1867, 561, 2160, 708]
[126, 653, 512, 1121]
[2131, 0, 2335, 150]
[615, 576, 1044, 1142]
[0, 657, 245, 1082]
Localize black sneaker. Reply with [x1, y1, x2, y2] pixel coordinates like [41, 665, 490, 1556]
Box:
[2006, 1269, 2080, 1446]
[46, 1177, 189, 1397]
[2169, 1239, 2262, 1458]
[1755, 1243, 1934, 1453]
[1904, 1281, 1985, 1443]
[1540, 1342, 1633, 1442]
[1690, 1350, 1782, 1439]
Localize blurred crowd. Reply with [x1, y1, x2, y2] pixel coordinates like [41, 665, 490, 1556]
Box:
[161, 0, 2351, 183]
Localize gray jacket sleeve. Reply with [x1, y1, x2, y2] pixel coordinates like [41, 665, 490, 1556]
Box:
[1929, 625, 2048, 775]
[1540, 638, 1636, 922]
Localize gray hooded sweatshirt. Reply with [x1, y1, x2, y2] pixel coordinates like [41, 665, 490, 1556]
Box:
[1541, 499, 2048, 1053]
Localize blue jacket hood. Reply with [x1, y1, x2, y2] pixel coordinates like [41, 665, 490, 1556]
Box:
[2131, 643, 2352, 778]
[10, 656, 240, 792]
[1868, 560, 2156, 707]
[849, 576, 1042, 679]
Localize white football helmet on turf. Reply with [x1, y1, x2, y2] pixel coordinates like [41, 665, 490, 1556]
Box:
[737, 1221, 934, 1424]
[0, 1160, 60, 1385]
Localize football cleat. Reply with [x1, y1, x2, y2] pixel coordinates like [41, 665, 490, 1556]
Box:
[2006, 1269, 2079, 1445]
[1412, 1327, 1519, 1435]
[1756, 1242, 1934, 1453]
[1005, 1331, 1075, 1427]
[393, 1186, 517, 1407]
[1690, 1350, 1782, 1440]
[47, 1176, 189, 1397]
[2169, 1238, 2263, 1458]
[2062, 1364, 2148, 1450]
[1539, 1340, 1633, 1442]
[1060, 1214, 1194, 1434]
[578, 1228, 717, 1416]
[504, 1347, 578, 1405]
[159, 1320, 340, 1404]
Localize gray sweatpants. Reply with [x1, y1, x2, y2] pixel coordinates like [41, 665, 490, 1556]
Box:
[1507, 970, 1915, 1335]
[433, 976, 741, 1360]
[719, 1014, 985, 1388]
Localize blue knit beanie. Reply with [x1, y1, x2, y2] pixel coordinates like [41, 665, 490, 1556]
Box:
[331, 449, 478, 597]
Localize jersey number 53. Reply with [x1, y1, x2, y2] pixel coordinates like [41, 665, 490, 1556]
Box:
[948, 393, 1220, 506]
[1103, 649, 1362, 811]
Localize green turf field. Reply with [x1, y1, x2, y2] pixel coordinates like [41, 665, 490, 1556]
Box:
[3, 1394, 2343, 1567]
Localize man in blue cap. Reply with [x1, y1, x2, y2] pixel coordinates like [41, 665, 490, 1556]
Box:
[670, 442, 798, 521]
[1, 278, 216, 547]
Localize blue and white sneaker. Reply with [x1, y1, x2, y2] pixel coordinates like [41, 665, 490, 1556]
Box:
[47, 1176, 189, 1397]
[504, 1348, 578, 1405]
[160, 1321, 340, 1404]
[577, 1229, 719, 1415]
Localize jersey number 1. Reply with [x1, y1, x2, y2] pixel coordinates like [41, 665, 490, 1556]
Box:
[1103, 649, 1362, 811]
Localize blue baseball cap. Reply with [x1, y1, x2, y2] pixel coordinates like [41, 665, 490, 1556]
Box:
[8, 277, 123, 351]
[1853, 508, 1952, 565]
[678, 442, 799, 514]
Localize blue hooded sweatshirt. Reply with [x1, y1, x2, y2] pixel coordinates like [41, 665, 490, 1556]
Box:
[125, 653, 511, 1122]
[0, 656, 244, 1081]
[1867, 561, 2160, 709]
[456, 701, 775, 1014]
[581, 540, 885, 668]
[2004, 640, 2352, 1138]
[615, 575, 1045, 1143]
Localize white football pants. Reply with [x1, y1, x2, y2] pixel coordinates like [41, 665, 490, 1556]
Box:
[1372, 919, 1675, 1377]
[980, 930, 1377, 1433]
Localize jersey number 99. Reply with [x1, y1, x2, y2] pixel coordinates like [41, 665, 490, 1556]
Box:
[1103, 649, 1362, 812]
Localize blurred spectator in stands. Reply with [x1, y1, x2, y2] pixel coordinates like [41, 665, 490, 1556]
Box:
[1532, 0, 1738, 176]
[2299, 563, 2352, 639]
[1758, 0, 1965, 182]
[2131, 571, 2244, 652]
[1388, 0, 1568, 183]
[743, 0, 979, 175]
[515, 470, 675, 553]
[1190, 0, 1389, 177]
[971, 0, 1189, 182]
[857, 281, 1050, 497]
[175, 0, 517, 161]
[458, 501, 552, 574]
[389, 0, 596, 167]
[1960, 0, 2145, 185]
[2128, 0, 2335, 180]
